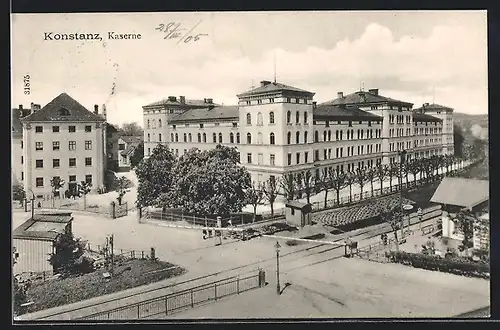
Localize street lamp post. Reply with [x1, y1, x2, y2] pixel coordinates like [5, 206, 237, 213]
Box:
[417, 207, 423, 231]
[274, 241, 281, 295]
[398, 150, 407, 237]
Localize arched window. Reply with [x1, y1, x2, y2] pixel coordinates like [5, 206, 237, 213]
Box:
[340, 130, 343, 140]
[236, 132, 240, 144]
[188, 133, 192, 142]
[230, 132, 234, 143]
[218, 133, 223, 143]
[304, 112, 308, 124]
[323, 131, 327, 141]
[158, 119, 162, 128]
[159, 133, 162, 142]
[270, 133, 275, 145]
[304, 131, 308, 143]
[152, 120, 156, 129]
[361, 130, 364, 139]
[287, 111, 291, 123]
[357, 129, 360, 139]
[147, 120, 150, 129]
[296, 111, 300, 124]
[246, 113, 252, 125]
[170, 133, 174, 142]
[269, 112, 275, 124]
[203, 133, 207, 142]
[314, 131, 319, 142]
[351, 129, 354, 139]
[296, 131, 300, 144]
[175, 133, 178, 142]
[287, 132, 291, 144]
[257, 132, 263, 144]
[183, 133, 187, 142]
[198, 133, 201, 142]
[247, 133, 252, 144]
[147, 133, 151, 142]
[213, 133, 217, 143]
[347, 130, 350, 139]
[336, 130, 339, 140]
[328, 130, 332, 141]
[257, 112, 263, 126]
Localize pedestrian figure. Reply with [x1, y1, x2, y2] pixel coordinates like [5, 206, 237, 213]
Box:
[37, 201, 42, 208]
[202, 229, 207, 240]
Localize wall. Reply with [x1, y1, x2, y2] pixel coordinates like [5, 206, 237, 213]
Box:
[13, 238, 54, 275]
[12, 137, 23, 184]
[441, 212, 482, 250]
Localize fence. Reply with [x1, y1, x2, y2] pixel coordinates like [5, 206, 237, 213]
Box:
[22, 197, 113, 217]
[78, 271, 265, 320]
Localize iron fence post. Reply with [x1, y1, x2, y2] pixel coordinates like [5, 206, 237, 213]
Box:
[237, 277, 240, 294]
[214, 283, 218, 300]
[137, 304, 140, 318]
[165, 297, 168, 315]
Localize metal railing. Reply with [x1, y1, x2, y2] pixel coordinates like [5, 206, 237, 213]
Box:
[78, 271, 264, 320]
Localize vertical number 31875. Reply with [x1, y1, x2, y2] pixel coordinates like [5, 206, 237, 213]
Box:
[23, 75, 30, 95]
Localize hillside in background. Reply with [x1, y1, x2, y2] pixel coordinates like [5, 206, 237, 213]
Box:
[454, 112, 488, 140]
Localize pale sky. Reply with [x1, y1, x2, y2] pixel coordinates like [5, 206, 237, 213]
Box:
[11, 11, 487, 127]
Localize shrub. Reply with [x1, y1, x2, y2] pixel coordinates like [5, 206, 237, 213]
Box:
[387, 251, 490, 279]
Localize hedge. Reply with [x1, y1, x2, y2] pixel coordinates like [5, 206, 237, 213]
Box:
[386, 251, 490, 279]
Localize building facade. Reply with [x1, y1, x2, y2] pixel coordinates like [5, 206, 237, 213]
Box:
[142, 81, 455, 185]
[20, 93, 107, 198]
[117, 135, 143, 170]
[414, 103, 454, 155]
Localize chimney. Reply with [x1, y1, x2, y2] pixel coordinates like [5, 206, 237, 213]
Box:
[206, 98, 213, 104]
[368, 89, 379, 96]
[424, 102, 429, 106]
[31, 102, 34, 110]
[179, 96, 186, 104]
[94, 104, 99, 114]
[208, 104, 215, 110]
[34, 104, 41, 111]
[312, 101, 317, 109]
[19, 104, 23, 110]
[260, 80, 272, 87]
[168, 96, 177, 102]
[102, 104, 107, 120]
[337, 92, 343, 99]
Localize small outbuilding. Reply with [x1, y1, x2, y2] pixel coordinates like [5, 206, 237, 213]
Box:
[13, 212, 74, 276]
[285, 201, 312, 228]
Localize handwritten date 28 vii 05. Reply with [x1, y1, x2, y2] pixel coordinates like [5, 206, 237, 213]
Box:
[155, 21, 208, 44]
[24, 75, 31, 95]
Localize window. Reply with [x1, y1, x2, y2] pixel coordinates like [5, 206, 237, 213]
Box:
[36, 177, 44, 187]
[148, 148, 151, 156]
[304, 131, 308, 143]
[247, 133, 252, 144]
[236, 133, 240, 144]
[183, 133, 187, 142]
[270, 154, 276, 165]
[247, 153, 252, 164]
[171, 133, 175, 142]
[147, 120, 150, 129]
[213, 133, 217, 143]
[348, 121, 352, 127]
[314, 150, 319, 161]
[69, 158, 76, 167]
[257, 100, 262, 105]
[85, 157, 92, 166]
[218, 133, 223, 143]
[215, 123, 220, 127]
[323, 131, 327, 141]
[21, 141, 23, 149]
[295, 99, 299, 104]
[85, 140, 92, 150]
[269, 112, 275, 124]
[287, 111, 291, 123]
[314, 131, 319, 142]
[257, 153, 263, 165]
[189, 133, 192, 142]
[198, 133, 202, 143]
[296, 153, 300, 164]
[69, 141, 76, 150]
[159, 133, 163, 142]
[257, 112, 263, 126]
[152, 120, 157, 129]
[35, 126, 43, 133]
[158, 119, 162, 128]
[21, 156, 23, 164]
[53, 141, 60, 150]
[269, 98, 274, 103]
[172, 124, 177, 130]
[36, 159, 43, 168]
[36, 142, 43, 151]
[85, 175, 93, 185]
[287, 153, 292, 165]
[295, 111, 300, 124]
[203, 133, 207, 143]
[340, 130, 343, 140]
[69, 125, 76, 133]
[246, 113, 252, 125]
[84, 125, 92, 132]
[53, 159, 60, 168]
[324, 149, 327, 159]
[232, 122, 238, 128]
[328, 130, 332, 141]
[304, 112, 308, 124]
[336, 130, 339, 140]
[53, 126, 60, 133]
[270, 133, 275, 145]
[304, 152, 309, 163]
[147, 133, 151, 142]
[287, 132, 291, 144]
[296, 132, 300, 144]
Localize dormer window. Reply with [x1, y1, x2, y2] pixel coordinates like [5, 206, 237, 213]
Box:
[59, 108, 70, 116]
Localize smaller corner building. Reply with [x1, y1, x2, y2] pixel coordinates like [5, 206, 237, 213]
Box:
[142, 80, 454, 186]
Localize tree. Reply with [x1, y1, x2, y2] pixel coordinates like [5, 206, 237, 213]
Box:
[453, 124, 465, 158]
[354, 167, 369, 200]
[135, 144, 176, 208]
[423, 158, 434, 183]
[454, 209, 475, 254]
[319, 168, 332, 208]
[429, 155, 443, 179]
[345, 171, 356, 203]
[408, 159, 422, 187]
[295, 172, 304, 199]
[365, 167, 377, 198]
[330, 169, 347, 205]
[48, 232, 88, 277]
[13, 253, 27, 316]
[246, 182, 265, 222]
[375, 163, 388, 193]
[119, 122, 144, 136]
[262, 177, 279, 217]
[12, 184, 26, 203]
[301, 170, 314, 205]
[280, 173, 296, 201]
[115, 177, 131, 205]
[159, 145, 252, 215]
[50, 176, 65, 207]
[78, 181, 92, 209]
[379, 203, 404, 251]
[387, 164, 399, 192]
[129, 142, 144, 169]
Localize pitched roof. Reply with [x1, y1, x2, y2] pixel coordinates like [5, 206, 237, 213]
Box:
[13, 213, 73, 241]
[121, 144, 138, 157]
[430, 177, 489, 209]
[169, 105, 239, 123]
[12, 109, 23, 138]
[414, 103, 454, 113]
[119, 135, 143, 144]
[412, 111, 442, 122]
[20, 93, 105, 123]
[144, 98, 220, 108]
[237, 81, 314, 98]
[320, 90, 413, 107]
[106, 122, 119, 133]
[313, 104, 383, 121]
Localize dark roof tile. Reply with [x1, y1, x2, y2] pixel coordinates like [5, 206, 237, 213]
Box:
[321, 90, 412, 107]
[237, 81, 314, 97]
[13, 213, 73, 241]
[169, 106, 239, 123]
[313, 104, 383, 121]
[412, 111, 442, 122]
